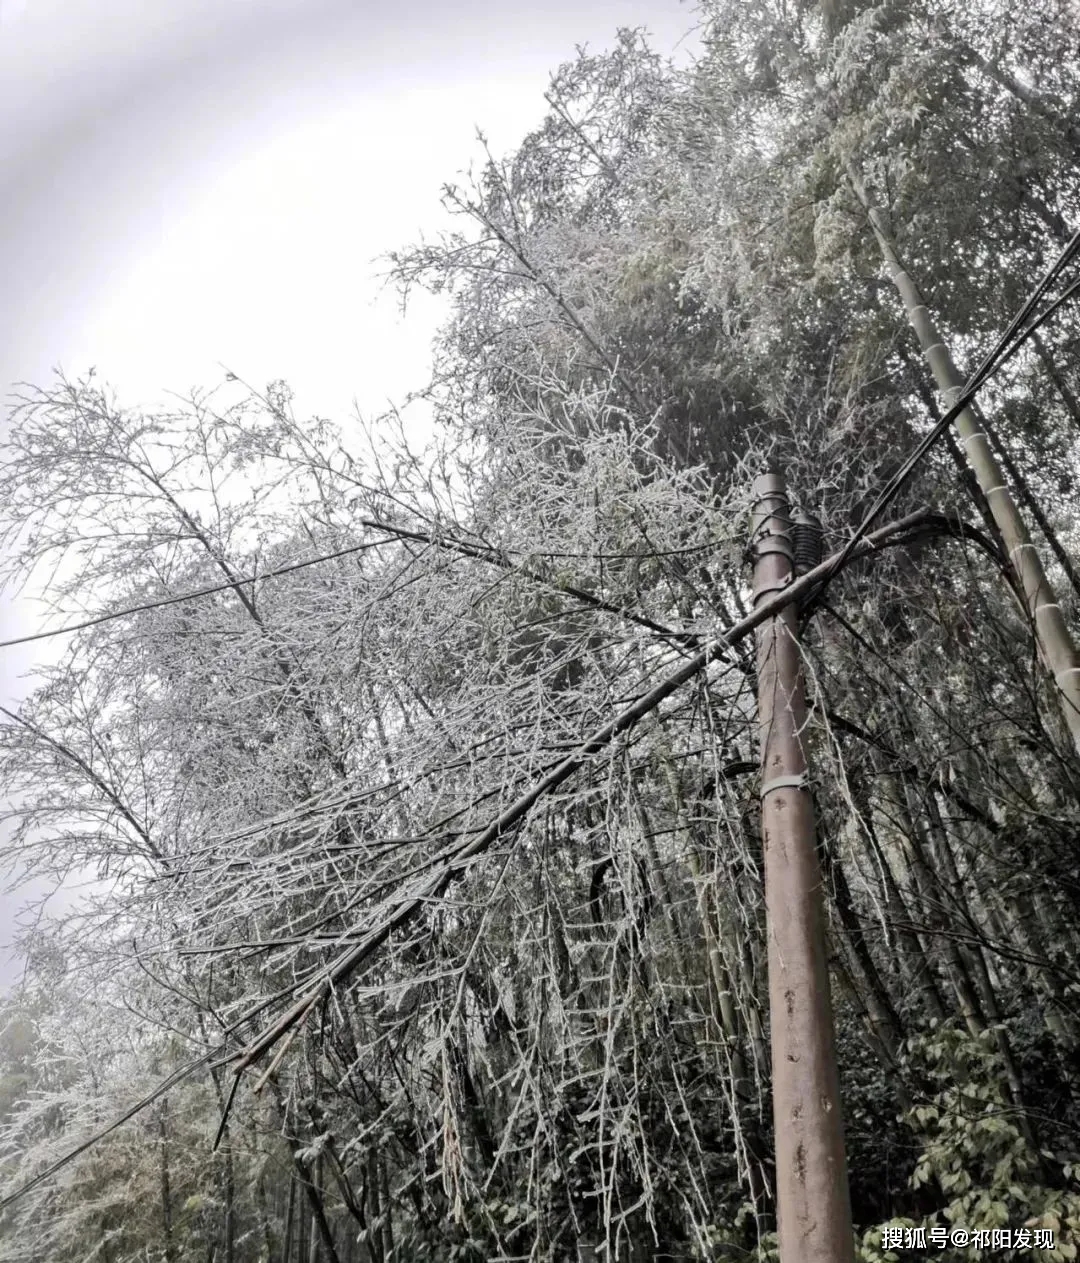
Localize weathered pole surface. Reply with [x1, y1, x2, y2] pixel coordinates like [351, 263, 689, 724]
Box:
[751, 471, 854, 1263]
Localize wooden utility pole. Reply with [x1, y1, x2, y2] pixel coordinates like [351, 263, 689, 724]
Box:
[751, 471, 854, 1263]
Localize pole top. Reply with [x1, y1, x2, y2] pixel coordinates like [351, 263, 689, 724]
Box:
[751, 470, 786, 498]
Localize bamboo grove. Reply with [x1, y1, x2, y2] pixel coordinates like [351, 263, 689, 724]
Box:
[2, 1, 1080, 1259]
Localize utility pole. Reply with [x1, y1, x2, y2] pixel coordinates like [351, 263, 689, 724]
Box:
[751, 471, 854, 1263]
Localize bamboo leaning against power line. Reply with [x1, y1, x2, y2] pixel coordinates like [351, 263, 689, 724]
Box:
[751, 472, 855, 1263]
[849, 169, 1080, 759]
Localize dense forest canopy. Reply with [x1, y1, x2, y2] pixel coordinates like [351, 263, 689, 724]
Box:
[2, 0, 1080, 1259]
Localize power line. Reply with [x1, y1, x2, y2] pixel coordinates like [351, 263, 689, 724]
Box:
[811, 226, 1080, 597]
[4, 225, 1078, 658]
[4, 244, 1077, 1226]
[0, 538, 389, 650]
[0, 518, 699, 656]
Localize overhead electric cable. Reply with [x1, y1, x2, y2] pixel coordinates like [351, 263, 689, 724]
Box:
[0, 538, 390, 650]
[810, 226, 1080, 598]
[0, 508, 940, 1215]
[5, 225, 1076, 658]
[0, 518, 697, 654]
[4, 199, 1080, 1219]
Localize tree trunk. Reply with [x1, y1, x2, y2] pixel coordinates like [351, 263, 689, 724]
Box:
[257, 1173, 277, 1263]
[977, 410, 1080, 601]
[378, 1154, 395, 1262]
[849, 168, 1080, 759]
[899, 781, 988, 1039]
[817, 829, 909, 1094]
[158, 1101, 177, 1263]
[855, 773, 949, 1023]
[1032, 330, 1080, 432]
[301, 1150, 341, 1263]
[283, 1174, 297, 1263]
[652, 737, 773, 1223]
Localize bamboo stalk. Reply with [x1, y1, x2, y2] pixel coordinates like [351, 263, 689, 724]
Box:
[849, 168, 1080, 758]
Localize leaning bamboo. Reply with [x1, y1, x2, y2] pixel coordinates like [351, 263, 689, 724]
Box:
[849, 169, 1080, 758]
[228, 508, 938, 1079]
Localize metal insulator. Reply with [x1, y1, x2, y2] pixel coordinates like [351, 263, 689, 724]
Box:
[792, 509, 824, 576]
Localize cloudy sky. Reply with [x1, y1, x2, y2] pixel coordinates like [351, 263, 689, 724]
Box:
[0, 0, 701, 983]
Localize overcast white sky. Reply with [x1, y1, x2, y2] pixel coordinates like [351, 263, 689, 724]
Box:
[0, 0, 702, 985]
